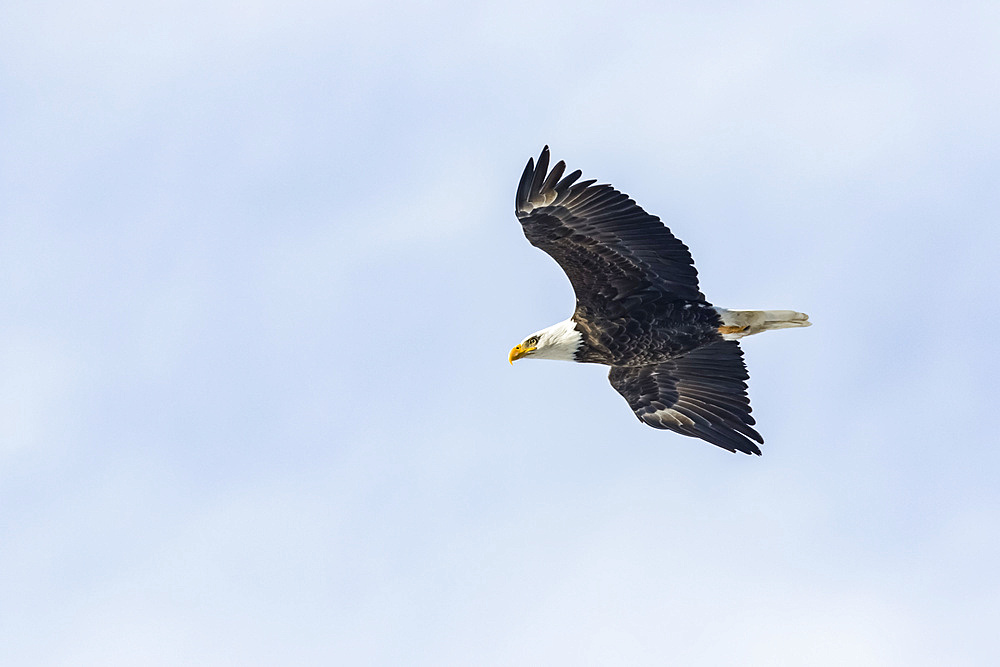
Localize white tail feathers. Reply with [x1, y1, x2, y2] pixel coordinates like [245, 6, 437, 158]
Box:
[714, 308, 811, 340]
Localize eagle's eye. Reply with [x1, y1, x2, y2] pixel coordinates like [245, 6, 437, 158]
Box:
[526, 336, 539, 347]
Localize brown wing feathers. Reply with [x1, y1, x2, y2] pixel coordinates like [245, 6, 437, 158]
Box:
[607, 341, 763, 455]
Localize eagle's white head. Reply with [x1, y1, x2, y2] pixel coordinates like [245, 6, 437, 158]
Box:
[509, 318, 584, 363]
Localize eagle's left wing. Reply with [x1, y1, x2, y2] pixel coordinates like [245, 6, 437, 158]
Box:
[515, 146, 706, 318]
[607, 340, 764, 455]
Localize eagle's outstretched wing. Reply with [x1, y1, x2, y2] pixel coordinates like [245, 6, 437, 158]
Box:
[515, 146, 705, 316]
[607, 340, 763, 455]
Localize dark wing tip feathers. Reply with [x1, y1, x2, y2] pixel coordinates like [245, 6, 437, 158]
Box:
[517, 146, 585, 217]
[530, 147, 549, 199]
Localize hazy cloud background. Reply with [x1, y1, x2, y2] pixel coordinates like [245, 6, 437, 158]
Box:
[2, 1, 998, 664]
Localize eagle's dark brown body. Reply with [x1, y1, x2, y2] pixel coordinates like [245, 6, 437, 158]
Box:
[571, 300, 722, 367]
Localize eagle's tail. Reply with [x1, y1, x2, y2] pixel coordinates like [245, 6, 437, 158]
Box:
[714, 307, 811, 340]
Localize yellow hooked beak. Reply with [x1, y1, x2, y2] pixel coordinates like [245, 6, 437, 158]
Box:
[508, 343, 536, 364]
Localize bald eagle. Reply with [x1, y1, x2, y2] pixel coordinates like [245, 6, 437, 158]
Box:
[508, 147, 810, 455]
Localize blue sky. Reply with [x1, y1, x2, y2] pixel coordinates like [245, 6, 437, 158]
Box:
[2, 1, 998, 664]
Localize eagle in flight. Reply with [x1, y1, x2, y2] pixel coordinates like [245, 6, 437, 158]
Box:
[508, 147, 810, 455]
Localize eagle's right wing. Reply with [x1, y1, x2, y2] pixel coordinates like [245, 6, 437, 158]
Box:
[607, 340, 764, 455]
[515, 147, 706, 316]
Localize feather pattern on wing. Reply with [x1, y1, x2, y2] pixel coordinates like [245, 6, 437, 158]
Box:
[515, 146, 706, 316]
[607, 340, 764, 455]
